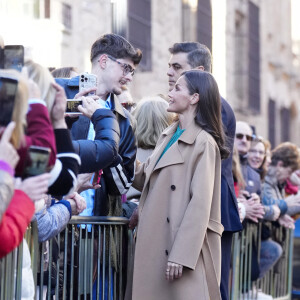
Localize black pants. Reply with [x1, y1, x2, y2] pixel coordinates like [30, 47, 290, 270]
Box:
[220, 231, 233, 300]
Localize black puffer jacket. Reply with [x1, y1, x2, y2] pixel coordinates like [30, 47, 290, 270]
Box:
[70, 96, 136, 216]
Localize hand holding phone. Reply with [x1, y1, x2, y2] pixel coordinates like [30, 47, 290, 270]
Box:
[0, 75, 18, 126]
[23, 146, 51, 178]
[77, 96, 103, 119]
[0, 45, 24, 72]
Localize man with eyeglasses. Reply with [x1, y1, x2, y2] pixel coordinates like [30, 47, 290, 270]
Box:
[56, 33, 141, 299]
[56, 33, 142, 217]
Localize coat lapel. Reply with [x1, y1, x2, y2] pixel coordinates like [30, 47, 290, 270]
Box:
[144, 121, 203, 180]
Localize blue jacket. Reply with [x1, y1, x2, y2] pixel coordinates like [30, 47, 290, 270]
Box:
[56, 76, 136, 216]
[221, 98, 243, 232]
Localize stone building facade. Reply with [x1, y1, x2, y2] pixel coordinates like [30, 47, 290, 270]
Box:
[0, 0, 299, 147]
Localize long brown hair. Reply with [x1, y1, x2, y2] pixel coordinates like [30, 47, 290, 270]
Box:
[183, 70, 229, 159]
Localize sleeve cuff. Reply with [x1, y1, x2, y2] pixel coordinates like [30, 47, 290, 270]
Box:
[0, 160, 14, 176]
[54, 200, 72, 217]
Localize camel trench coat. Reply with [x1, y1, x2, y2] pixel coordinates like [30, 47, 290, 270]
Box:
[127, 121, 224, 300]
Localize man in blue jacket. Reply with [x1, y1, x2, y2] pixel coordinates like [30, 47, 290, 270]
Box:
[167, 42, 243, 300]
[56, 33, 142, 216]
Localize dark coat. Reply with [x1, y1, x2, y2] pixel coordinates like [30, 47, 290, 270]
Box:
[220, 98, 243, 232]
[56, 77, 136, 216]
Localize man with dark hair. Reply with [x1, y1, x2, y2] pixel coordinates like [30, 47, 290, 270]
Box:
[167, 42, 242, 300]
[57, 33, 142, 216]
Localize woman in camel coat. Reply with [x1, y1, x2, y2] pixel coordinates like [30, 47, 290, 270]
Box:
[126, 70, 228, 300]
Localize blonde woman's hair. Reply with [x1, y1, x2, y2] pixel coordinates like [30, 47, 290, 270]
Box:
[0, 69, 28, 148]
[132, 96, 174, 149]
[232, 146, 246, 190]
[25, 60, 56, 114]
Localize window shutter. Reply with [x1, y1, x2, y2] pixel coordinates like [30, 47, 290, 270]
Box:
[268, 99, 276, 147]
[197, 0, 212, 51]
[128, 0, 152, 71]
[280, 107, 291, 142]
[248, 1, 260, 112]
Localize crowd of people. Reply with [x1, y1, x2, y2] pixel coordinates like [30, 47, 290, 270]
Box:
[0, 33, 300, 300]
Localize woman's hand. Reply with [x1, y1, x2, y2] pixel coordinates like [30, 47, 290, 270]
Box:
[51, 82, 67, 129]
[128, 207, 139, 229]
[270, 204, 281, 221]
[66, 192, 87, 215]
[15, 173, 51, 202]
[165, 261, 183, 281]
[0, 122, 19, 168]
[76, 173, 101, 193]
[278, 214, 295, 229]
[239, 198, 265, 222]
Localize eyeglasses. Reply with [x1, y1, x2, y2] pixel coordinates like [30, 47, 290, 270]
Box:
[107, 55, 135, 76]
[249, 149, 266, 156]
[235, 133, 253, 141]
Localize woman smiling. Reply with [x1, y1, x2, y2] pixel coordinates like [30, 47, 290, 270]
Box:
[126, 70, 228, 300]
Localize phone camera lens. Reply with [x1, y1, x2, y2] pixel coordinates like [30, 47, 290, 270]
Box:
[81, 79, 84, 82]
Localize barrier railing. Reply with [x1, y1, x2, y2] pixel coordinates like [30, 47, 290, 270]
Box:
[0, 216, 131, 300]
[0, 217, 294, 300]
[230, 222, 293, 300]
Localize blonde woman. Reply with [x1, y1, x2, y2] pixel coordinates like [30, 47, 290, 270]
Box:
[126, 95, 174, 205]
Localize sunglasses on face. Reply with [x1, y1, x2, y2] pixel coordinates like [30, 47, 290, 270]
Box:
[235, 133, 253, 141]
[107, 55, 135, 76]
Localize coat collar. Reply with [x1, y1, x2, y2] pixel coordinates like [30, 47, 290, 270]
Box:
[162, 120, 203, 145]
[147, 120, 203, 174]
[110, 93, 127, 118]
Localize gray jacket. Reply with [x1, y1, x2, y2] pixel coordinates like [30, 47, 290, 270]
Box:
[35, 198, 71, 242]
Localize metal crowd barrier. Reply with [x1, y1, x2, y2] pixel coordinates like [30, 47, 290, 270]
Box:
[230, 222, 293, 300]
[0, 216, 132, 300]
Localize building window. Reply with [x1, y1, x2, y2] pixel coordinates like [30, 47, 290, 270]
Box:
[22, 0, 40, 18]
[45, 0, 50, 18]
[111, 0, 127, 37]
[182, 0, 212, 51]
[280, 107, 291, 142]
[268, 99, 276, 147]
[234, 10, 247, 103]
[197, 0, 212, 51]
[128, 0, 152, 71]
[182, 0, 198, 42]
[62, 3, 72, 30]
[248, 0, 260, 112]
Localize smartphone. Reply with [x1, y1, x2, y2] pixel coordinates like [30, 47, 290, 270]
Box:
[79, 72, 97, 96]
[3, 45, 24, 72]
[66, 99, 82, 114]
[0, 76, 18, 126]
[23, 146, 51, 178]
